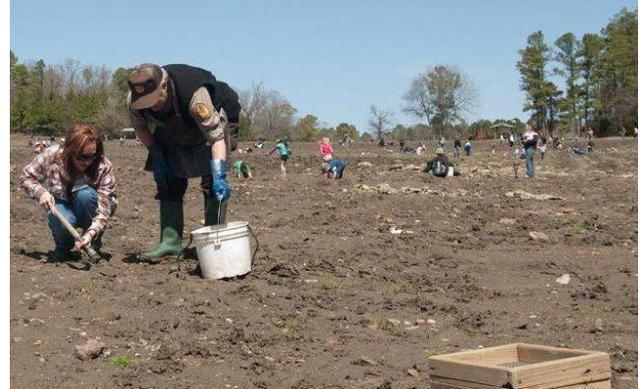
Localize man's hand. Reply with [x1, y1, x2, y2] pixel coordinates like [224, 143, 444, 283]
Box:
[74, 230, 95, 252]
[148, 143, 170, 188]
[210, 159, 230, 201]
[38, 191, 55, 210]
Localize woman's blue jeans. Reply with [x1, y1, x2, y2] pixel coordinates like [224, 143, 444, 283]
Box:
[47, 187, 116, 251]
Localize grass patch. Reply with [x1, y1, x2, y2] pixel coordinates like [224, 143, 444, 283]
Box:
[424, 347, 450, 358]
[279, 315, 299, 329]
[109, 356, 132, 368]
[367, 317, 403, 336]
[572, 222, 586, 234]
[382, 279, 413, 298]
[318, 276, 344, 291]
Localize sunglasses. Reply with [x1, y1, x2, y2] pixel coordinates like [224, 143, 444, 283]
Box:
[74, 153, 98, 162]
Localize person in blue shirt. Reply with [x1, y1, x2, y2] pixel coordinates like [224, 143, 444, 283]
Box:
[463, 139, 473, 157]
[321, 159, 346, 179]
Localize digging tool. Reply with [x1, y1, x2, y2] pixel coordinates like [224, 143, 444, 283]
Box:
[49, 206, 102, 263]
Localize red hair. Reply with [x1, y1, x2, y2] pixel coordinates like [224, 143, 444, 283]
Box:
[62, 123, 104, 182]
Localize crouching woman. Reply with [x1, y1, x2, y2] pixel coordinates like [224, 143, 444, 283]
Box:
[19, 124, 117, 260]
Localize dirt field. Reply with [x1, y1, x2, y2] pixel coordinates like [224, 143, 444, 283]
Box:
[10, 134, 638, 388]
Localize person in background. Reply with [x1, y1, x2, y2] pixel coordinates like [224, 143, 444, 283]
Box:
[254, 137, 266, 149]
[463, 138, 472, 157]
[453, 135, 462, 157]
[538, 136, 547, 170]
[438, 136, 447, 151]
[269, 138, 292, 177]
[321, 159, 346, 179]
[19, 124, 117, 261]
[319, 137, 333, 161]
[522, 126, 539, 178]
[341, 135, 352, 151]
[425, 148, 457, 177]
[233, 160, 253, 179]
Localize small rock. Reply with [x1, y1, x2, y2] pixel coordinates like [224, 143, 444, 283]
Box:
[499, 218, 516, 225]
[357, 161, 373, 168]
[29, 318, 45, 325]
[353, 357, 378, 366]
[594, 319, 604, 332]
[389, 227, 403, 235]
[386, 318, 401, 326]
[415, 319, 426, 326]
[427, 319, 436, 325]
[388, 164, 403, 171]
[555, 274, 571, 285]
[225, 318, 234, 324]
[529, 231, 549, 241]
[376, 183, 397, 194]
[74, 339, 105, 360]
[405, 326, 420, 331]
[407, 366, 420, 378]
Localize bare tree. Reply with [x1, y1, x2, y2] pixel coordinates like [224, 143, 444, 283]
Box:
[254, 90, 296, 138]
[403, 65, 477, 135]
[403, 75, 435, 125]
[368, 105, 392, 139]
[239, 81, 267, 133]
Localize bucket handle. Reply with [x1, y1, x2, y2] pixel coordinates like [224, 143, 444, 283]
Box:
[173, 225, 259, 272]
[247, 225, 260, 265]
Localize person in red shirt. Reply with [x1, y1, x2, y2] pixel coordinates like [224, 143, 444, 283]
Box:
[319, 137, 333, 161]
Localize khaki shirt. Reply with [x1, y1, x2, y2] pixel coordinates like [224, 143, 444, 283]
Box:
[127, 71, 227, 145]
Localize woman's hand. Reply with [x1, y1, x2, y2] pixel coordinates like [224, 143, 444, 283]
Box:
[74, 230, 95, 252]
[38, 191, 55, 210]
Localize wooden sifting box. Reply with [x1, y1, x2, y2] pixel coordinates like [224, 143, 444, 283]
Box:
[428, 343, 610, 388]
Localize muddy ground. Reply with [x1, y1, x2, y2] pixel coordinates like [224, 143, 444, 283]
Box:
[10, 134, 638, 388]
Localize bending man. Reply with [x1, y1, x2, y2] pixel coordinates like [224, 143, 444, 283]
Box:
[127, 63, 240, 262]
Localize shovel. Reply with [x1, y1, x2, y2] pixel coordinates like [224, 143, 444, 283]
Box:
[49, 206, 102, 263]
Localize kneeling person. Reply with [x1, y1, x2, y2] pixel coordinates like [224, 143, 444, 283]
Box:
[19, 124, 118, 260]
[322, 159, 346, 179]
[425, 148, 458, 177]
[233, 160, 253, 179]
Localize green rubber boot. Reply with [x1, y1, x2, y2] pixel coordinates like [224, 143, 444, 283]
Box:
[204, 197, 227, 226]
[142, 201, 184, 263]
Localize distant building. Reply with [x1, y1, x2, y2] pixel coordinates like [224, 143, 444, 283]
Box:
[121, 128, 136, 139]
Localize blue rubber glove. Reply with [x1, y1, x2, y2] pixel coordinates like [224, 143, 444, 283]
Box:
[148, 143, 170, 188]
[210, 159, 230, 201]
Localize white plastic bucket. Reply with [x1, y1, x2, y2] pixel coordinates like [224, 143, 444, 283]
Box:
[447, 166, 455, 177]
[191, 221, 255, 279]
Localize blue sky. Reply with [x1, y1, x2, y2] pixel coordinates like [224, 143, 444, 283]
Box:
[10, 0, 637, 133]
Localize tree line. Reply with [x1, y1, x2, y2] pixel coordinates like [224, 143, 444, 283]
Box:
[10, 8, 636, 141]
[9, 55, 359, 141]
